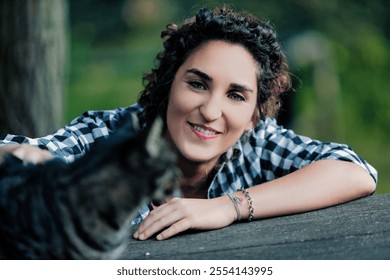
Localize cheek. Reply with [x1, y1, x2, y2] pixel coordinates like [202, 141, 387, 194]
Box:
[228, 116, 250, 136]
[167, 87, 198, 119]
[166, 97, 185, 126]
[226, 106, 256, 133]
[166, 91, 191, 136]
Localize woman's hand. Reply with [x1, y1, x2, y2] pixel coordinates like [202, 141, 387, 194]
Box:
[0, 144, 53, 164]
[133, 196, 237, 241]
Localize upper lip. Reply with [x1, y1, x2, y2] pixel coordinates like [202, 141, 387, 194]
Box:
[188, 122, 223, 134]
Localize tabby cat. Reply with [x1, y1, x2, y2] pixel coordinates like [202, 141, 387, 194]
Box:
[0, 117, 179, 259]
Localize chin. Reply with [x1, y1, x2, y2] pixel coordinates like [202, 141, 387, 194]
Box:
[179, 149, 220, 165]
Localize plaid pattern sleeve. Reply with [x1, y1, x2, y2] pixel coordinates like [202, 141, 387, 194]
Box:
[134, 118, 378, 224]
[0, 103, 149, 225]
[0, 110, 378, 225]
[0, 103, 144, 163]
[208, 118, 378, 198]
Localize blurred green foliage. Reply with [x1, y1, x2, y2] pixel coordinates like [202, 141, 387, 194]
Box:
[66, 0, 390, 193]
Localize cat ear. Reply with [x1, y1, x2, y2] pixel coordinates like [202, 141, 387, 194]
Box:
[145, 117, 164, 158]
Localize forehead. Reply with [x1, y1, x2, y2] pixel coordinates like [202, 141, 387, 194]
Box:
[180, 40, 259, 81]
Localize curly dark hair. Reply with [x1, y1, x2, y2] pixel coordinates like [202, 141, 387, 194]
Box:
[138, 7, 291, 125]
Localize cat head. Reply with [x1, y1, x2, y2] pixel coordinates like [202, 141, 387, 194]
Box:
[125, 116, 181, 201]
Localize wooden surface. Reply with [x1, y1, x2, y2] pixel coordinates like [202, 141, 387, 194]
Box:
[122, 193, 390, 259]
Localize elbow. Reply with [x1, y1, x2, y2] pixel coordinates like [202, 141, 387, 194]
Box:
[355, 169, 377, 197]
[341, 161, 377, 198]
[364, 176, 376, 195]
[361, 176, 376, 196]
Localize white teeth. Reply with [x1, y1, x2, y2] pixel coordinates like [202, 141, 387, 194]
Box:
[192, 124, 217, 135]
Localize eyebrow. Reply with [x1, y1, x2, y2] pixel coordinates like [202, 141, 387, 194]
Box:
[230, 83, 254, 94]
[186, 68, 212, 81]
[186, 68, 254, 93]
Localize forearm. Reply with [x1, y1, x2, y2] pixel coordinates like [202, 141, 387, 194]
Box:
[134, 160, 376, 241]
[232, 160, 376, 221]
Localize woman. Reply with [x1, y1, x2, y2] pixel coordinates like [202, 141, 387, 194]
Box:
[0, 7, 377, 241]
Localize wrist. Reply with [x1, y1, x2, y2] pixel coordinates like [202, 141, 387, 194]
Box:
[230, 189, 254, 222]
[240, 188, 254, 222]
[226, 192, 248, 222]
[218, 195, 238, 223]
[227, 193, 242, 221]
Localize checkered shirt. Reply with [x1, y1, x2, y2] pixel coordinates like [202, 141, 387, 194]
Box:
[0, 103, 378, 224]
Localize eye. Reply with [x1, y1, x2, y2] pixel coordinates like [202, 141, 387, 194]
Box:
[228, 92, 246, 102]
[187, 80, 207, 91]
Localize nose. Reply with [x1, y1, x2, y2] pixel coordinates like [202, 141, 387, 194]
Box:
[199, 95, 223, 122]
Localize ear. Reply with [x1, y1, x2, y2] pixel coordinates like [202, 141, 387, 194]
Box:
[145, 117, 164, 158]
[245, 107, 261, 132]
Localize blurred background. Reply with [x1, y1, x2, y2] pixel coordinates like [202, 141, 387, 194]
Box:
[1, 0, 389, 193]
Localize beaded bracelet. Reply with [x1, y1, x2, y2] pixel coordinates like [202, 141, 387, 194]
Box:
[227, 193, 242, 221]
[241, 188, 254, 222]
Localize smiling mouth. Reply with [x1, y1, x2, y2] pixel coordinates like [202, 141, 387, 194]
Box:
[188, 122, 222, 139]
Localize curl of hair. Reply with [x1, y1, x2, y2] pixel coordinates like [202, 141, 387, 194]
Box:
[138, 7, 291, 125]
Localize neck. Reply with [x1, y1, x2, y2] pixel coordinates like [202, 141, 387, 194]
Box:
[177, 155, 219, 199]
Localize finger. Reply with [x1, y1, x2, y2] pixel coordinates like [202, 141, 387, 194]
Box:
[0, 145, 19, 153]
[0, 146, 15, 164]
[133, 203, 170, 239]
[151, 199, 165, 209]
[0, 145, 19, 159]
[136, 208, 183, 240]
[150, 194, 180, 209]
[137, 202, 170, 230]
[13, 145, 53, 164]
[156, 218, 192, 240]
[134, 198, 182, 239]
[137, 197, 181, 232]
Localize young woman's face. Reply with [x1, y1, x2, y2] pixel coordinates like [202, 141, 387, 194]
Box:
[166, 40, 259, 166]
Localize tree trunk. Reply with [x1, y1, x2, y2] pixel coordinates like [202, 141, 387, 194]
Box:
[0, 0, 67, 137]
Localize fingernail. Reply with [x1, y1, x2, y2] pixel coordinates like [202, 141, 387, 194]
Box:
[133, 231, 139, 238]
[156, 234, 162, 240]
[139, 233, 145, 240]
